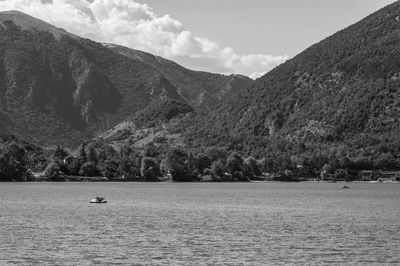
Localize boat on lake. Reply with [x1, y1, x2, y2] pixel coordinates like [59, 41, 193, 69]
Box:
[339, 185, 350, 189]
[90, 197, 107, 203]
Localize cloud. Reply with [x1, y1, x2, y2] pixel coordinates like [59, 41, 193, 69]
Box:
[249, 72, 267, 80]
[0, 0, 288, 76]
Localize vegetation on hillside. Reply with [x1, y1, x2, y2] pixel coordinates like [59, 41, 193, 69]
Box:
[0, 12, 252, 147]
[176, 1, 400, 172]
[0, 16, 191, 146]
[108, 44, 253, 109]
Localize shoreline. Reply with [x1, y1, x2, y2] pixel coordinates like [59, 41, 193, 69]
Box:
[2, 179, 399, 184]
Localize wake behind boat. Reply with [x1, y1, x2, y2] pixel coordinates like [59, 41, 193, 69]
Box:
[90, 197, 107, 203]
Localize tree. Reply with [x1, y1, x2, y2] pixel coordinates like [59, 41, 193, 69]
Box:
[0, 142, 30, 181]
[273, 153, 292, 172]
[103, 145, 118, 161]
[53, 145, 68, 163]
[64, 156, 81, 176]
[258, 157, 274, 173]
[87, 146, 98, 165]
[194, 154, 212, 174]
[375, 153, 396, 170]
[140, 157, 160, 181]
[320, 163, 335, 181]
[322, 163, 334, 174]
[166, 148, 193, 181]
[159, 159, 170, 177]
[243, 156, 261, 179]
[44, 162, 63, 181]
[226, 152, 243, 175]
[99, 160, 119, 178]
[211, 159, 226, 177]
[338, 156, 351, 169]
[205, 147, 228, 162]
[79, 162, 100, 177]
[79, 142, 87, 163]
[118, 157, 138, 179]
[203, 168, 216, 179]
[144, 143, 159, 158]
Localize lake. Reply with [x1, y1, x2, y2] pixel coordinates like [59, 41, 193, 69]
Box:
[0, 182, 399, 265]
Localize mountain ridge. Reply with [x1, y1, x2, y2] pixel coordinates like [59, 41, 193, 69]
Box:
[180, 1, 400, 157]
[0, 10, 75, 39]
[0, 10, 251, 147]
[105, 43, 253, 109]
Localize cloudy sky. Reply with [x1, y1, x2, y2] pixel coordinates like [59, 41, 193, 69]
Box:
[0, 0, 396, 78]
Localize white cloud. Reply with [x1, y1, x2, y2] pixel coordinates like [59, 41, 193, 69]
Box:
[0, 0, 288, 76]
[249, 71, 268, 80]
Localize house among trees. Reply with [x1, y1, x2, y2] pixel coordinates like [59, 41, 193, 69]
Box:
[360, 170, 374, 181]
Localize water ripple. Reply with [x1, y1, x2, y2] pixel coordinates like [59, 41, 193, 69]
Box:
[0, 182, 399, 265]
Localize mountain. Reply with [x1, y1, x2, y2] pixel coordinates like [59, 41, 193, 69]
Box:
[0, 10, 74, 39]
[0, 11, 247, 147]
[105, 44, 253, 110]
[0, 11, 189, 146]
[181, 1, 400, 157]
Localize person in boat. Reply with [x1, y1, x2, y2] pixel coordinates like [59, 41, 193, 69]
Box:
[96, 196, 104, 202]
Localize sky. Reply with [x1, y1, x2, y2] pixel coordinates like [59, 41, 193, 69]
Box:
[0, 0, 397, 78]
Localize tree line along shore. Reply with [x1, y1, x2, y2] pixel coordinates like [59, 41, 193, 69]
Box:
[1, 136, 400, 183]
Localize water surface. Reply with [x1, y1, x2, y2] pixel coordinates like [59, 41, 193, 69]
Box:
[0, 182, 399, 265]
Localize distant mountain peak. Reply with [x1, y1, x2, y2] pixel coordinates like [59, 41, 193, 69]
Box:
[0, 10, 73, 39]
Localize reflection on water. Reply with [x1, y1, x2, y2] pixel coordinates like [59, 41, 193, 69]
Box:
[0, 182, 399, 265]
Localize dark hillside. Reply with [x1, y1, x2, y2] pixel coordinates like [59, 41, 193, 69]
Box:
[107, 44, 253, 110]
[180, 1, 400, 161]
[0, 12, 191, 147]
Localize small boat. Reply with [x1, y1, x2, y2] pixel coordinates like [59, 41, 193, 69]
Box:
[339, 185, 350, 189]
[90, 197, 107, 203]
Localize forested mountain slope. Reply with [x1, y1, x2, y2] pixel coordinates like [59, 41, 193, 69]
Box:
[0, 11, 192, 146]
[106, 44, 253, 110]
[181, 1, 400, 159]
